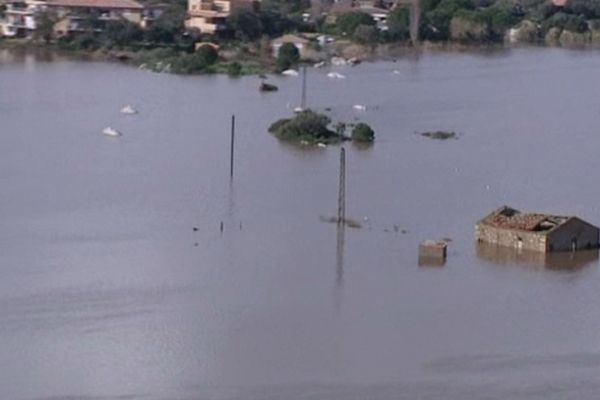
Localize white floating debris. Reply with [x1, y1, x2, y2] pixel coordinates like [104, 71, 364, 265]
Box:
[281, 69, 299, 77]
[314, 61, 326, 68]
[353, 104, 367, 111]
[327, 72, 346, 79]
[317, 142, 327, 148]
[331, 57, 347, 66]
[392, 69, 401, 75]
[293, 106, 304, 113]
[120, 105, 138, 115]
[102, 127, 122, 137]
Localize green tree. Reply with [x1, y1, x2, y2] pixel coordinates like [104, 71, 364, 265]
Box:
[34, 10, 57, 43]
[387, 7, 411, 40]
[228, 9, 264, 41]
[351, 123, 375, 142]
[171, 46, 219, 74]
[421, 0, 475, 40]
[144, 5, 186, 43]
[276, 42, 300, 70]
[567, 0, 600, 19]
[269, 110, 341, 143]
[542, 11, 588, 33]
[353, 24, 379, 43]
[336, 11, 375, 37]
[103, 20, 143, 47]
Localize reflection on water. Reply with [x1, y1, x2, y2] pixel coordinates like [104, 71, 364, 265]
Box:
[476, 242, 599, 271]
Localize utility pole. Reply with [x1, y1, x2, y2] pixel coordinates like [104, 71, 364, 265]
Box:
[337, 147, 346, 224]
[229, 114, 235, 180]
[301, 65, 307, 110]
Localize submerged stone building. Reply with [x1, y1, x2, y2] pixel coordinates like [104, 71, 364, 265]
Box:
[476, 206, 599, 252]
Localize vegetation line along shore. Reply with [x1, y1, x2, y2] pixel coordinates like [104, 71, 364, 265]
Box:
[2, 0, 600, 75]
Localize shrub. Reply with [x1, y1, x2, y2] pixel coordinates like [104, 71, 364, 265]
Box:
[268, 110, 342, 143]
[421, 0, 475, 40]
[228, 9, 264, 41]
[542, 12, 588, 33]
[276, 42, 300, 70]
[196, 45, 219, 64]
[351, 123, 375, 142]
[387, 7, 411, 41]
[226, 61, 243, 76]
[170, 46, 218, 74]
[353, 24, 379, 44]
[336, 11, 376, 37]
[103, 20, 144, 47]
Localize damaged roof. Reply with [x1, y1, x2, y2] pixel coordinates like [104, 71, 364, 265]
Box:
[479, 206, 570, 233]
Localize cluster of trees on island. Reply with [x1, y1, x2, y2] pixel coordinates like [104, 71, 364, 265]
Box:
[269, 110, 375, 146]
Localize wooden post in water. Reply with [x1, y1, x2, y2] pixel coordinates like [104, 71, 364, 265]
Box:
[230, 115, 235, 180]
[337, 147, 346, 225]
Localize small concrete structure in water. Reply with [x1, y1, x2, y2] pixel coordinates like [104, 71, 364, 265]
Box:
[476, 206, 600, 252]
[418, 240, 447, 266]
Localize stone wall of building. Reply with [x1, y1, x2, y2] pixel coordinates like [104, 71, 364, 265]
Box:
[475, 223, 547, 252]
[547, 218, 600, 251]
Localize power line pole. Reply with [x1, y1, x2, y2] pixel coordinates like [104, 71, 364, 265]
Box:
[337, 147, 346, 225]
[229, 114, 235, 180]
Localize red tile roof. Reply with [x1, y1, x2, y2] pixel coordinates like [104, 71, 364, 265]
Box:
[47, 0, 143, 9]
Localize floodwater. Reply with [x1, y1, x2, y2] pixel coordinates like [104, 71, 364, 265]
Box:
[2, 47, 600, 399]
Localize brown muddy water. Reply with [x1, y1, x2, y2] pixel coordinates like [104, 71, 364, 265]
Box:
[2, 47, 600, 400]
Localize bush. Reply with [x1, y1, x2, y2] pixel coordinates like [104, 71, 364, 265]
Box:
[226, 61, 243, 76]
[276, 42, 300, 70]
[421, 0, 475, 40]
[567, 0, 600, 19]
[542, 12, 588, 33]
[450, 7, 518, 41]
[170, 47, 218, 74]
[103, 20, 144, 47]
[336, 11, 376, 37]
[351, 123, 375, 142]
[387, 7, 411, 41]
[268, 110, 343, 143]
[196, 45, 219, 64]
[144, 5, 186, 44]
[353, 24, 379, 43]
[228, 9, 264, 41]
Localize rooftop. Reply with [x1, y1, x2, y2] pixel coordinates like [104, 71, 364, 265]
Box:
[46, 0, 143, 9]
[479, 206, 569, 233]
[272, 34, 310, 45]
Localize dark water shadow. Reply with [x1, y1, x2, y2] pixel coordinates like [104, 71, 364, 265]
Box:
[334, 223, 345, 313]
[476, 242, 599, 271]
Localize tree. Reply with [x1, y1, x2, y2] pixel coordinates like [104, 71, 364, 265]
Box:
[276, 42, 300, 70]
[269, 110, 342, 143]
[171, 46, 219, 74]
[353, 24, 379, 43]
[196, 44, 219, 64]
[421, 0, 475, 40]
[103, 20, 143, 47]
[34, 10, 57, 43]
[336, 11, 375, 37]
[351, 123, 375, 142]
[144, 5, 186, 43]
[228, 9, 264, 41]
[387, 7, 411, 41]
